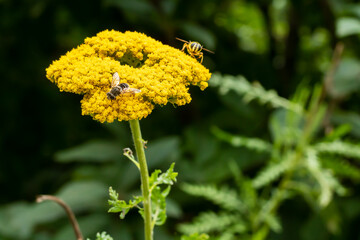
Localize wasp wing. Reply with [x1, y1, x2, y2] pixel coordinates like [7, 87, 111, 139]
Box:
[111, 72, 120, 87]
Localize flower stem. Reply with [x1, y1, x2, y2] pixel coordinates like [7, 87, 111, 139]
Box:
[129, 119, 153, 240]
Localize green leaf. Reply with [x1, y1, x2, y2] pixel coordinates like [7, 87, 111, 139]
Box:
[151, 186, 168, 226]
[181, 183, 243, 211]
[269, 108, 304, 146]
[336, 17, 360, 37]
[56, 181, 108, 211]
[0, 181, 107, 239]
[320, 157, 360, 180]
[149, 162, 178, 188]
[252, 155, 293, 189]
[323, 124, 352, 141]
[332, 111, 360, 138]
[147, 163, 178, 226]
[181, 233, 210, 240]
[210, 73, 303, 113]
[211, 126, 272, 153]
[87, 231, 114, 240]
[55, 140, 123, 162]
[56, 214, 110, 240]
[178, 211, 241, 235]
[108, 187, 143, 219]
[146, 136, 180, 168]
[314, 141, 360, 161]
[305, 149, 347, 207]
[331, 58, 360, 97]
[166, 198, 182, 218]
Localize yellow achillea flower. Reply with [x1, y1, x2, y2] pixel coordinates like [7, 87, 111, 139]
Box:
[46, 30, 211, 123]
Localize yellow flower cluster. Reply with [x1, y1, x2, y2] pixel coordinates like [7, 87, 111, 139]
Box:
[46, 30, 212, 122]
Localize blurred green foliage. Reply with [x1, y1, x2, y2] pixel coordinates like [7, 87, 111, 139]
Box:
[1, 0, 360, 239]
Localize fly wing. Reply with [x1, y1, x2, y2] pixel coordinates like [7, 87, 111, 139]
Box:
[111, 72, 120, 87]
[122, 88, 141, 94]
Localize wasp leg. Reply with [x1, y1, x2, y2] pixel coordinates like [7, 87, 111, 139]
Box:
[181, 43, 187, 52]
[199, 52, 203, 63]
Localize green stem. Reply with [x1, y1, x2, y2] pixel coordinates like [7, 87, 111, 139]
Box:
[129, 119, 153, 240]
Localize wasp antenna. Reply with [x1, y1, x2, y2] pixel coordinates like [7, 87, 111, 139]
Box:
[203, 48, 215, 54]
[175, 37, 189, 43]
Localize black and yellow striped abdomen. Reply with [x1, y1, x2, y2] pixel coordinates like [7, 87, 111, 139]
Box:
[189, 42, 203, 53]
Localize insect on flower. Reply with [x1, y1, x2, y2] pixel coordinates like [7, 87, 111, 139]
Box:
[107, 72, 141, 100]
[176, 37, 214, 63]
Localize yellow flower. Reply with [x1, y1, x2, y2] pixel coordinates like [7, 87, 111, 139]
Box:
[46, 30, 212, 123]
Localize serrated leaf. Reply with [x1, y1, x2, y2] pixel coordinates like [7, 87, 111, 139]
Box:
[181, 183, 243, 211]
[149, 163, 178, 189]
[178, 211, 240, 235]
[320, 157, 360, 180]
[86, 231, 114, 240]
[151, 186, 167, 226]
[212, 126, 272, 153]
[210, 73, 303, 113]
[305, 149, 347, 207]
[252, 156, 292, 189]
[314, 141, 360, 160]
[181, 233, 210, 240]
[107, 187, 143, 219]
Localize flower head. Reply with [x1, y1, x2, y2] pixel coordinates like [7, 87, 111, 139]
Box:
[46, 30, 211, 122]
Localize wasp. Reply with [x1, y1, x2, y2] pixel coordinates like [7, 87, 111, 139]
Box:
[106, 72, 141, 100]
[176, 37, 214, 63]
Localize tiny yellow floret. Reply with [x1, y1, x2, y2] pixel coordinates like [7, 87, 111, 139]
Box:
[46, 30, 211, 122]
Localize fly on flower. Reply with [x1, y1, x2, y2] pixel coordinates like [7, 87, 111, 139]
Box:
[107, 72, 141, 100]
[176, 38, 214, 63]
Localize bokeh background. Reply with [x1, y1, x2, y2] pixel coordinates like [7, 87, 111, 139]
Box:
[1, 0, 360, 239]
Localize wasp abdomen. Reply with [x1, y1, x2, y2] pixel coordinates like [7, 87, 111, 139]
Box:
[190, 42, 202, 52]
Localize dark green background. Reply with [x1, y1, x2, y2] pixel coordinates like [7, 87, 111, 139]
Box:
[1, 0, 360, 239]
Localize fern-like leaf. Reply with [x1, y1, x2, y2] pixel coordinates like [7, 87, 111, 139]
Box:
[252, 157, 293, 189]
[305, 149, 347, 207]
[181, 183, 243, 211]
[212, 126, 272, 153]
[210, 73, 303, 113]
[178, 211, 242, 235]
[320, 157, 360, 180]
[181, 233, 210, 240]
[87, 232, 113, 240]
[314, 141, 360, 161]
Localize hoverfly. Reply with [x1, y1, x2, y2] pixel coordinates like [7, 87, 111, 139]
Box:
[106, 72, 141, 100]
[176, 37, 214, 63]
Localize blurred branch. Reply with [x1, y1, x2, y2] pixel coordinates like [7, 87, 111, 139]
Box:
[323, 42, 345, 134]
[324, 42, 344, 98]
[36, 195, 83, 240]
